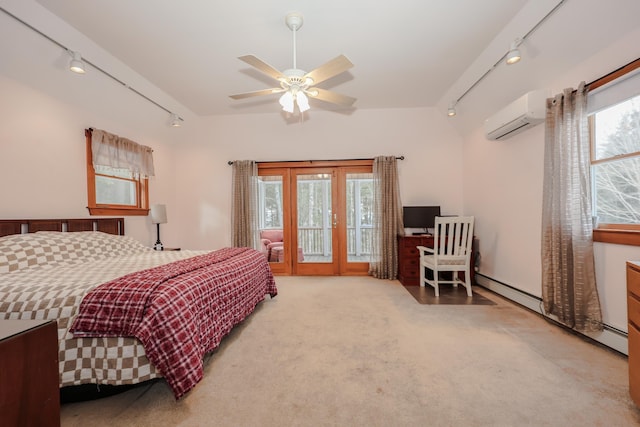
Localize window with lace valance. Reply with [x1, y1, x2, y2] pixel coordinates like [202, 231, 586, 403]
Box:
[86, 128, 154, 216]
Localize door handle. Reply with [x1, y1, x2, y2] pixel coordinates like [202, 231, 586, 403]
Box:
[333, 213, 338, 228]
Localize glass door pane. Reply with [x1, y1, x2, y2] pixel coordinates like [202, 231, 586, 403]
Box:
[346, 173, 373, 263]
[258, 175, 284, 264]
[296, 173, 332, 264]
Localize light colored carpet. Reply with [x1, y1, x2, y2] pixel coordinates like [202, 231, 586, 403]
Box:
[61, 276, 640, 426]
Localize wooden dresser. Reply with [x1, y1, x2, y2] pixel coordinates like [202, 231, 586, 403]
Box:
[397, 234, 476, 286]
[627, 261, 640, 406]
[0, 320, 60, 427]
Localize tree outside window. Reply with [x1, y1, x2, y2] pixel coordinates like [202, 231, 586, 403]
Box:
[591, 95, 640, 225]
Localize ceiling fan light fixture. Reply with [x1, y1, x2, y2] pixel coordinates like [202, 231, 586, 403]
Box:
[279, 91, 295, 113]
[296, 91, 310, 112]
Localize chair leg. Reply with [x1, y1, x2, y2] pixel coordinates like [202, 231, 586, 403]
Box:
[419, 264, 425, 287]
[464, 267, 472, 297]
[433, 270, 439, 297]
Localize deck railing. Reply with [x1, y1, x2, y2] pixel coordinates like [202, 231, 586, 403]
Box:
[297, 226, 372, 256]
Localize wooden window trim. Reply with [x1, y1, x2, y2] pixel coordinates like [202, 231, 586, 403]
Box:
[593, 227, 640, 246]
[85, 129, 150, 216]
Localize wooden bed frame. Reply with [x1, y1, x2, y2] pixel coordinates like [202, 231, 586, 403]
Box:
[0, 218, 125, 238]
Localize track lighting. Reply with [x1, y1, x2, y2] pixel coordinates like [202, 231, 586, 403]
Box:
[3, 8, 186, 128]
[444, 1, 565, 117]
[169, 113, 183, 127]
[68, 51, 86, 74]
[506, 38, 522, 65]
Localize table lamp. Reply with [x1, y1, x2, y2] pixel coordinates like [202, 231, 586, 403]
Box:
[150, 204, 167, 250]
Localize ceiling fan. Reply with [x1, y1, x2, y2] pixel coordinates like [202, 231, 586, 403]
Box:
[229, 12, 356, 113]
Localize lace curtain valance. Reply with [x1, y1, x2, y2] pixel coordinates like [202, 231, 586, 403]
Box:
[91, 129, 155, 178]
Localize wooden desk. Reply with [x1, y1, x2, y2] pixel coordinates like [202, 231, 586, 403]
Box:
[0, 320, 60, 427]
[627, 261, 640, 406]
[397, 235, 476, 286]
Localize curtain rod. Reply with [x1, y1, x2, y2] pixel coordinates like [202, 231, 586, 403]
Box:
[586, 57, 640, 91]
[0, 6, 184, 124]
[227, 156, 404, 165]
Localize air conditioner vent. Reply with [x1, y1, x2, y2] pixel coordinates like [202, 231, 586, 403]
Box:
[484, 90, 548, 141]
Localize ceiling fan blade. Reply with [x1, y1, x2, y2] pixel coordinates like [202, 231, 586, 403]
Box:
[229, 88, 285, 100]
[308, 88, 356, 107]
[238, 55, 286, 81]
[304, 55, 354, 86]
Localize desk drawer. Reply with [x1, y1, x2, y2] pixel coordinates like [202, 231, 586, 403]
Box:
[402, 265, 419, 279]
[400, 248, 420, 263]
[629, 291, 640, 329]
[629, 262, 640, 298]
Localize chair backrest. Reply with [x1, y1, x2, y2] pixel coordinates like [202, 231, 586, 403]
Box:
[432, 216, 475, 263]
[260, 229, 283, 243]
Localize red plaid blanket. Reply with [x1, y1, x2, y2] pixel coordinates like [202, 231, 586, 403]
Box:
[70, 247, 276, 399]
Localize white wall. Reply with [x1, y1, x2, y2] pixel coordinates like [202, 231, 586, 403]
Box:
[463, 27, 640, 333]
[0, 73, 180, 245]
[174, 108, 465, 250]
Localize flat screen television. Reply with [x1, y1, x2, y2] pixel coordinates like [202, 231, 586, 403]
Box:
[403, 206, 441, 231]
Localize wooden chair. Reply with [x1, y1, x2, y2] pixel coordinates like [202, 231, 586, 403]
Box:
[417, 216, 475, 297]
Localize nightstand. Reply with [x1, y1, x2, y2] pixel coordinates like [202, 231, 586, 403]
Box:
[0, 320, 60, 427]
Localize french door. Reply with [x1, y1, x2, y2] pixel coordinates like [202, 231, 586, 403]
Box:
[258, 161, 373, 276]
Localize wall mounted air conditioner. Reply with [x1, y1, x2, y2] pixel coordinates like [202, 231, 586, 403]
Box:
[484, 90, 548, 141]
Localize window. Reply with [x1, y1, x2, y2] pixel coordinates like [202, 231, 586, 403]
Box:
[589, 58, 640, 245]
[590, 95, 640, 223]
[86, 128, 151, 216]
[258, 176, 283, 229]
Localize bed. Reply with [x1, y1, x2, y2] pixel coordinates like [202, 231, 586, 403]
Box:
[0, 218, 277, 400]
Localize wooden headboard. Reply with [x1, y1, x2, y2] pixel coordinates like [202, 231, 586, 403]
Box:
[0, 218, 125, 238]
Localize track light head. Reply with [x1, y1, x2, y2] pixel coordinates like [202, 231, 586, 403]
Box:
[170, 113, 182, 127]
[506, 39, 522, 65]
[69, 51, 86, 74]
[447, 103, 456, 117]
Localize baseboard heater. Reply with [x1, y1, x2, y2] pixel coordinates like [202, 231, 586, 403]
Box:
[475, 273, 628, 356]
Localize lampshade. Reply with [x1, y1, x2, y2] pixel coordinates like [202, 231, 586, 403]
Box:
[69, 51, 86, 74]
[170, 113, 182, 127]
[279, 91, 295, 113]
[296, 91, 310, 112]
[279, 90, 311, 113]
[150, 204, 168, 224]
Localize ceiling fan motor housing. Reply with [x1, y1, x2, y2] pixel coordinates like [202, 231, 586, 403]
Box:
[285, 12, 303, 30]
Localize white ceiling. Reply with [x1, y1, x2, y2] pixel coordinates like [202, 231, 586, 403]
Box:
[32, 0, 529, 116]
[17, 0, 640, 125]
